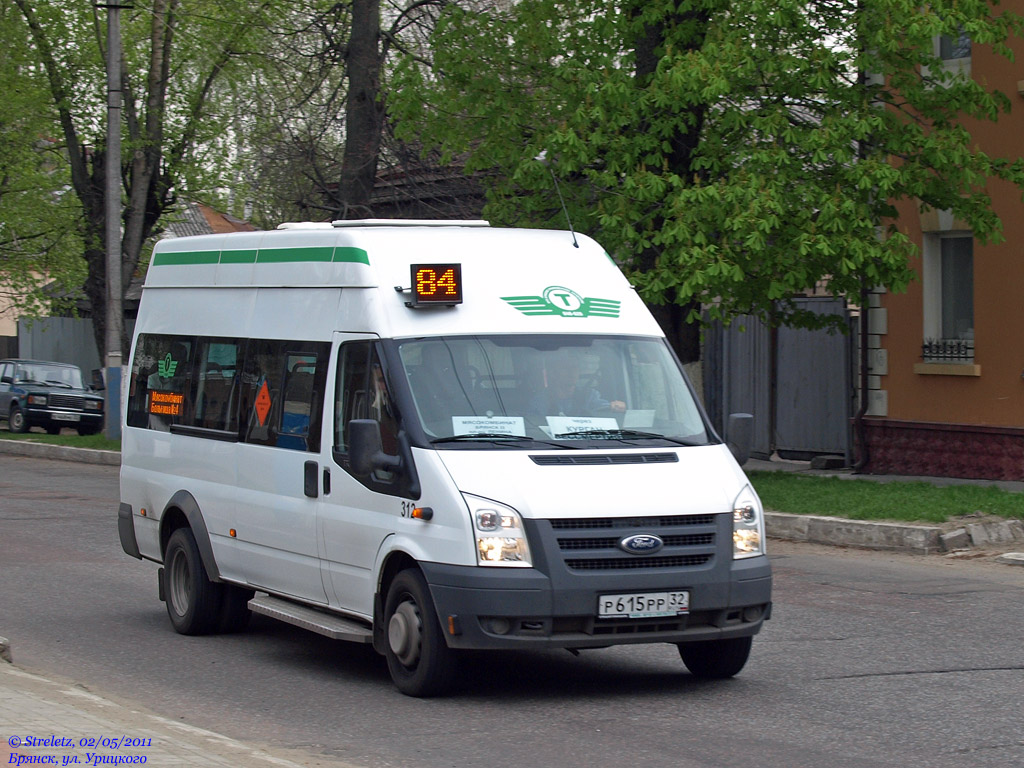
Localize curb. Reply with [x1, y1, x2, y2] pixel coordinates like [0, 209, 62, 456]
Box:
[766, 511, 946, 554]
[0, 439, 120, 466]
[767, 511, 1024, 555]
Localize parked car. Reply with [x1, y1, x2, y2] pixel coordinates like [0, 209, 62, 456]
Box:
[0, 359, 104, 435]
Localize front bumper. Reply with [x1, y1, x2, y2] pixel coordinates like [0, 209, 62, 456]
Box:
[421, 513, 772, 650]
[24, 406, 103, 429]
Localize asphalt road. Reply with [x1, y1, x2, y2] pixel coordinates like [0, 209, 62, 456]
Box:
[2, 454, 1023, 768]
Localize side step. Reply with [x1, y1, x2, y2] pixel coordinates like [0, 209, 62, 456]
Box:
[248, 595, 373, 643]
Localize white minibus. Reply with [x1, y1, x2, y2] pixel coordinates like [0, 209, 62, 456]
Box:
[118, 220, 771, 696]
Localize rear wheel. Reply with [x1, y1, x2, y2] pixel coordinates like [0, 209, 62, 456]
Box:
[163, 527, 224, 635]
[678, 636, 753, 679]
[383, 569, 457, 697]
[8, 406, 28, 433]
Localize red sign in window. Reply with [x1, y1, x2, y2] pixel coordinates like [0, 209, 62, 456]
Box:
[255, 380, 272, 426]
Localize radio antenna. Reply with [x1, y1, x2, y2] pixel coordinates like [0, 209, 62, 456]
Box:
[536, 151, 579, 248]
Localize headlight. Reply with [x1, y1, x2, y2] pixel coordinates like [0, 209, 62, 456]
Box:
[85, 400, 103, 411]
[464, 493, 532, 567]
[27, 395, 47, 406]
[732, 484, 765, 559]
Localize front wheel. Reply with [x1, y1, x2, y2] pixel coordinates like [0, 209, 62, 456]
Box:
[8, 406, 28, 433]
[383, 569, 458, 697]
[678, 636, 753, 679]
[163, 527, 224, 635]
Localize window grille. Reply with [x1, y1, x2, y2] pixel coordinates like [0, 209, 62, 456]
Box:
[921, 338, 974, 363]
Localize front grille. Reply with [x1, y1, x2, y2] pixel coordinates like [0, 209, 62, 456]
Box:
[565, 554, 713, 570]
[48, 394, 85, 410]
[545, 513, 721, 572]
[558, 533, 714, 550]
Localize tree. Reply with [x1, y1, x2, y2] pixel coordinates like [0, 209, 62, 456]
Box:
[231, 0, 454, 225]
[9, 0, 282, 359]
[0, 2, 83, 320]
[390, 0, 1024, 360]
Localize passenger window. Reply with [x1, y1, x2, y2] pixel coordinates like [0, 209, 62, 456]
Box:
[240, 339, 328, 452]
[193, 339, 241, 432]
[126, 334, 194, 430]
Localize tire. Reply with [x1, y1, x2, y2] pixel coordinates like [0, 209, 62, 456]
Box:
[9, 406, 28, 433]
[46, 425, 62, 435]
[76, 424, 101, 436]
[163, 527, 224, 635]
[678, 636, 753, 679]
[383, 569, 458, 697]
[218, 584, 254, 633]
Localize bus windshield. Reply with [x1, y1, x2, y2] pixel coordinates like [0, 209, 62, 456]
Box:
[395, 335, 710, 448]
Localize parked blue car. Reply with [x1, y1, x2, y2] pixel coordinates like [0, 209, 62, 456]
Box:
[0, 359, 105, 435]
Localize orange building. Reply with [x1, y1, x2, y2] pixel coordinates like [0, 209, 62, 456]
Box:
[863, 19, 1024, 480]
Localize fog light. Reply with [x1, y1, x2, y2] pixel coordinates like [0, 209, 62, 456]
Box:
[488, 618, 511, 635]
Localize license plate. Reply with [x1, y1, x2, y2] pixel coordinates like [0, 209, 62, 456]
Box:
[598, 591, 689, 619]
[51, 413, 81, 422]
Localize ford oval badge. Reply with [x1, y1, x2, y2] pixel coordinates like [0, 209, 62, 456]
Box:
[618, 534, 664, 555]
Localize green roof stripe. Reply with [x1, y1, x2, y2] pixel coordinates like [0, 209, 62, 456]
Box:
[220, 249, 258, 264]
[333, 246, 370, 264]
[257, 246, 334, 263]
[153, 250, 220, 266]
[153, 245, 370, 267]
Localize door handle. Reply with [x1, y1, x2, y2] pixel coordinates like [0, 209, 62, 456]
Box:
[303, 461, 318, 498]
[323, 467, 331, 496]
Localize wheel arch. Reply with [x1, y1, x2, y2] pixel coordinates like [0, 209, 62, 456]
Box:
[159, 490, 222, 581]
[372, 549, 419, 654]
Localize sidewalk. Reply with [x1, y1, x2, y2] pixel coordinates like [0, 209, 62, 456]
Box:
[0, 644, 357, 768]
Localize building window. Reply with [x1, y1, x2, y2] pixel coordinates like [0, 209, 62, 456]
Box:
[922, 234, 974, 362]
[939, 29, 971, 61]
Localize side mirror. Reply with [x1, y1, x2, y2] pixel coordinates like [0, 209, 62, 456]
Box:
[348, 419, 402, 476]
[91, 369, 106, 391]
[726, 413, 753, 466]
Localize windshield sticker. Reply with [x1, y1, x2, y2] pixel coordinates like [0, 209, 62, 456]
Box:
[501, 286, 620, 318]
[545, 416, 620, 437]
[452, 415, 526, 436]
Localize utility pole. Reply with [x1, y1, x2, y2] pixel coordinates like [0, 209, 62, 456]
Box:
[101, 2, 125, 440]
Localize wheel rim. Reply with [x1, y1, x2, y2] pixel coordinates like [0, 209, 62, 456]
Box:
[388, 598, 423, 668]
[11, 410, 23, 430]
[167, 548, 192, 617]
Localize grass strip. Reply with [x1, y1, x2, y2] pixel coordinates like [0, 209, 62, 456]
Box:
[0, 430, 121, 452]
[749, 470, 1023, 524]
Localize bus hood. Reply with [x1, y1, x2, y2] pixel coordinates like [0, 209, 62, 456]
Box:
[435, 444, 744, 520]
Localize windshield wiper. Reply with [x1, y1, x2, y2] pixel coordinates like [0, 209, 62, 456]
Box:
[551, 429, 705, 447]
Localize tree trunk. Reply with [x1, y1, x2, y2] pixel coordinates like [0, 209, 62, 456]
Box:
[632, 2, 712, 364]
[337, 0, 384, 219]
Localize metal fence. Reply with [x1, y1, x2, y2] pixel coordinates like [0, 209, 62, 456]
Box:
[703, 298, 854, 462]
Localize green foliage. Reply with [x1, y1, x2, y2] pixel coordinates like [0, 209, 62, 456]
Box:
[0, 2, 83, 317]
[390, 0, 1024, 329]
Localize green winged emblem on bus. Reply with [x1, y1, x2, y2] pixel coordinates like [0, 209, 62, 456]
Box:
[158, 353, 179, 378]
[501, 286, 621, 318]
